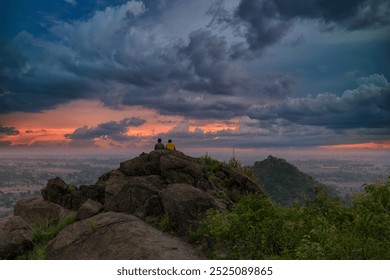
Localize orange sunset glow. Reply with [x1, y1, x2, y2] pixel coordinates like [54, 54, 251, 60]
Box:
[1, 99, 241, 148]
[321, 142, 390, 150]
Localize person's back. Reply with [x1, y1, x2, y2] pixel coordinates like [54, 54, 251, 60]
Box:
[166, 139, 176, 151]
[154, 138, 165, 150]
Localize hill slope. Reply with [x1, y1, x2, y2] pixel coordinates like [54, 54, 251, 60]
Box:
[250, 155, 328, 205]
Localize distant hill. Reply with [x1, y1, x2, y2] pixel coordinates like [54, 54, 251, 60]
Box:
[250, 155, 332, 205]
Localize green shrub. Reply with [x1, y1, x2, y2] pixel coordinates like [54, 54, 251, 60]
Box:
[200, 153, 222, 172]
[17, 213, 76, 260]
[158, 213, 176, 233]
[196, 176, 390, 259]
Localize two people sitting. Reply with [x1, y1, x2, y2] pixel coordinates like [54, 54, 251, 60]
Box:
[154, 138, 176, 151]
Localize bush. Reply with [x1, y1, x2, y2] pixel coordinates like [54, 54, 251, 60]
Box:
[196, 176, 390, 259]
[200, 153, 222, 172]
[17, 213, 76, 260]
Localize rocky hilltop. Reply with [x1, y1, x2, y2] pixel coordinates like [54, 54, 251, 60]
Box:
[250, 155, 329, 206]
[0, 150, 261, 259]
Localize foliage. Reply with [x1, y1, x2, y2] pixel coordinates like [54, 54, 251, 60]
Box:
[158, 212, 176, 233]
[200, 153, 257, 182]
[17, 213, 76, 260]
[196, 177, 390, 259]
[90, 219, 98, 232]
[227, 157, 257, 181]
[200, 153, 222, 172]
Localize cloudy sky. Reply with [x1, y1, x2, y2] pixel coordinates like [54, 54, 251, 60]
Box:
[1, 0, 390, 155]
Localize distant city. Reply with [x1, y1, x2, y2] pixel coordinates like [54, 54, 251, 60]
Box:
[1, 152, 389, 218]
[0, 155, 127, 218]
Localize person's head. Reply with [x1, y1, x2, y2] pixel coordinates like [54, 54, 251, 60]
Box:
[168, 139, 172, 143]
[158, 138, 162, 143]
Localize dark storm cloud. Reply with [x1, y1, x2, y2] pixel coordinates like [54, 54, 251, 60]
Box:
[235, 0, 293, 51]
[180, 30, 251, 95]
[248, 74, 390, 130]
[65, 117, 146, 141]
[0, 125, 19, 135]
[0, 33, 98, 113]
[261, 74, 296, 100]
[160, 97, 250, 119]
[0, 2, 152, 114]
[271, 0, 390, 30]
[0, 4, 253, 118]
[209, 0, 390, 52]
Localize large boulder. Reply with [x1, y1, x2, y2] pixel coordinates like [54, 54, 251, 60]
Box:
[119, 150, 211, 190]
[119, 151, 163, 176]
[41, 177, 70, 205]
[103, 172, 164, 219]
[14, 196, 73, 226]
[41, 177, 105, 210]
[41, 177, 80, 210]
[79, 184, 105, 204]
[76, 199, 103, 221]
[159, 183, 219, 235]
[46, 212, 203, 260]
[0, 216, 34, 259]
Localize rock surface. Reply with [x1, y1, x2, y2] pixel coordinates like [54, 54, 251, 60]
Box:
[76, 199, 103, 221]
[41, 177, 105, 210]
[0, 216, 34, 259]
[119, 150, 210, 190]
[46, 212, 203, 260]
[14, 196, 73, 226]
[100, 150, 262, 231]
[159, 183, 218, 234]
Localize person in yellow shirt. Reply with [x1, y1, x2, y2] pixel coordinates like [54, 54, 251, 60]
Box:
[165, 139, 176, 151]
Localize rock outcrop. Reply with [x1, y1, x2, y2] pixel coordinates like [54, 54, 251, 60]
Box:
[75, 199, 103, 221]
[6, 150, 262, 259]
[159, 183, 218, 235]
[0, 216, 34, 259]
[41, 177, 105, 210]
[46, 212, 202, 260]
[14, 196, 73, 226]
[97, 150, 262, 234]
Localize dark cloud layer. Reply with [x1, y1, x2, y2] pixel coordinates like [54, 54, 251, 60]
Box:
[0, 125, 19, 135]
[209, 0, 390, 52]
[181, 30, 251, 95]
[1, 0, 389, 115]
[65, 117, 146, 142]
[248, 74, 390, 130]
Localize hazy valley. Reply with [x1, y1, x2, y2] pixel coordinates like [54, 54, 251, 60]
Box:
[1, 152, 389, 218]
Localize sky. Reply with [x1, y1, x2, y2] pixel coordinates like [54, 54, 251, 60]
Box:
[1, 0, 390, 157]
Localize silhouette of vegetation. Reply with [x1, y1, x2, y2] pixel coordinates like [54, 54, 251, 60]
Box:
[195, 176, 390, 259]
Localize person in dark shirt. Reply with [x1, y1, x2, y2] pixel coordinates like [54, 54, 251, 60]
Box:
[154, 138, 165, 150]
